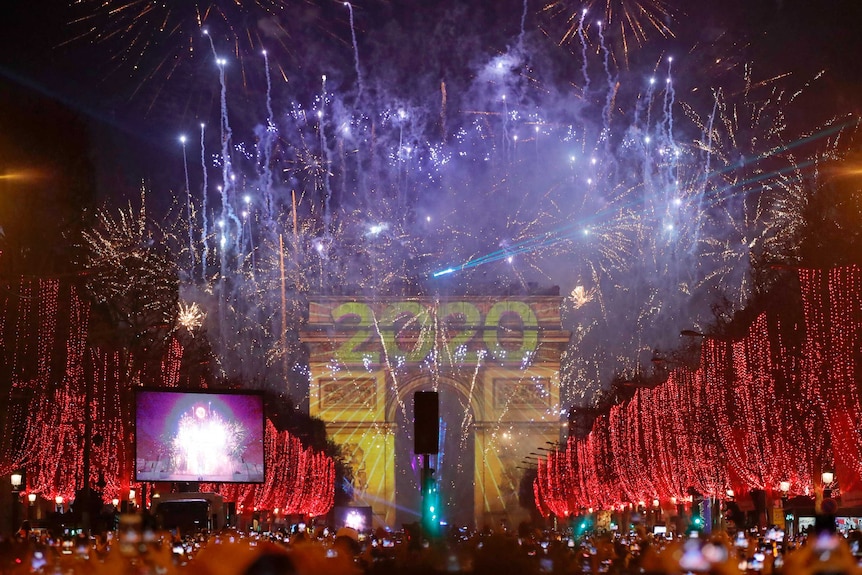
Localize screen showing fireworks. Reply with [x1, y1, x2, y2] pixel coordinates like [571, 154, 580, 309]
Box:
[135, 389, 265, 483]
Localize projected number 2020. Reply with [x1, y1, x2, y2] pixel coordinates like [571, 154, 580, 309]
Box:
[331, 301, 539, 365]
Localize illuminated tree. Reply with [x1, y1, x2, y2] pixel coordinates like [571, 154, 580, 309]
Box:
[81, 199, 180, 382]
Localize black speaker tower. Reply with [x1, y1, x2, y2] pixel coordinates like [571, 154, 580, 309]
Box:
[414, 390, 440, 537]
[414, 391, 439, 454]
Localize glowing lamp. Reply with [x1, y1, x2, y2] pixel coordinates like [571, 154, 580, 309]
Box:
[112, 498, 119, 507]
[10, 473, 22, 489]
[55, 496, 64, 505]
[28, 493, 37, 503]
[653, 499, 660, 508]
[779, 481, 791, 493]
[128, 488, 136, 501]
[726, 489, 734, 498]
[822, 471, 834, 485]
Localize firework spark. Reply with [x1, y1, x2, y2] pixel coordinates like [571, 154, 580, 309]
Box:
[178, 301, 206, 332]
[544, 0, 676, 65]
[569, 285, 596, 309]
[81, 196, 179, 341]
[65, 0, 343, 112]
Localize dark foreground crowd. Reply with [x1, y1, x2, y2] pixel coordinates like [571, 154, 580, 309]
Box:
[2, 520, 862, 575]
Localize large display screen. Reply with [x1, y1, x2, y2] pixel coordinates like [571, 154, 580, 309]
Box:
[135, 389, 265, 483]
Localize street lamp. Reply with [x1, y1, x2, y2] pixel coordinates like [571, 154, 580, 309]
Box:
[822, 470, 836, 504]
[55, 495, 64, 514]
[779, 481, 792, 540]
[10, 473, 22, 536]
[26, 492, 36, 523]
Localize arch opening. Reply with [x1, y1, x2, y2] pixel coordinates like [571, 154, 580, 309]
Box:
[393, 379, 476, 529]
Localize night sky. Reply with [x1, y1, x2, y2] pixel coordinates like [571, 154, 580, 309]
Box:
[2, 0, 861, 193]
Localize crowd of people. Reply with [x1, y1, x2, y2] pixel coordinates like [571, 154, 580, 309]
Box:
[2, 516, 862, 574]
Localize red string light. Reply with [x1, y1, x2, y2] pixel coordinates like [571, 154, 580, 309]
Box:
[0, 277, 334, 514]
[536, 266, 859, 515]
[214, 420, 335, 515]
[799, 266, 862, 493]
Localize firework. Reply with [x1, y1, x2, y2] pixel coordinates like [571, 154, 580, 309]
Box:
[81, 196, 179, 338]
[178, 301, 206, 332]
[71, 0, 856, 487]
[169, 403, 248, 477]
[66, 0, 343, 112]
[543, 0, 676, 65]
[90, 21, 852, 403]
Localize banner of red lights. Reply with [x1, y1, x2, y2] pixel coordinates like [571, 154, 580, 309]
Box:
[535, 266, 860, 516]
[0, 279, 333, 516]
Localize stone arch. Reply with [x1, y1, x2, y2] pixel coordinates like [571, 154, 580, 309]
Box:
[301, 296, 570, 529]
